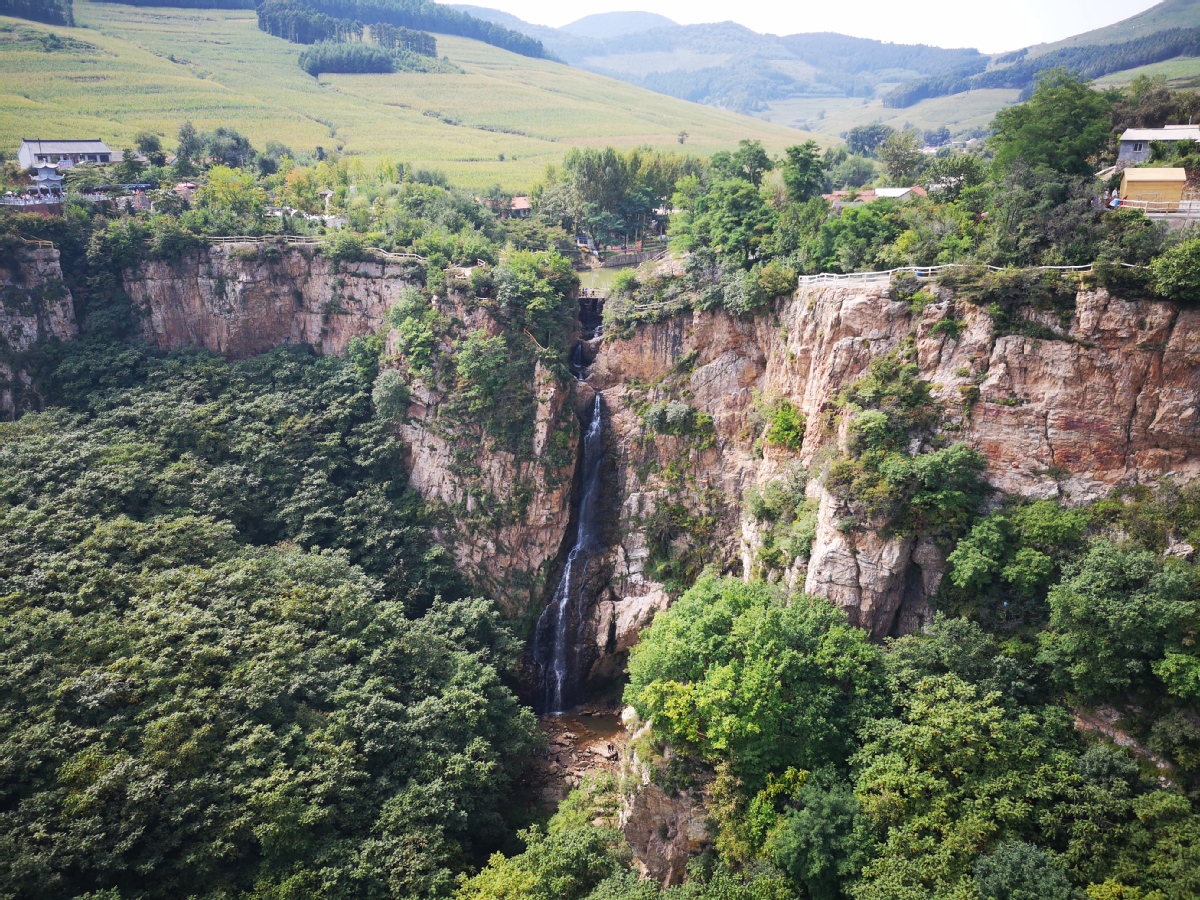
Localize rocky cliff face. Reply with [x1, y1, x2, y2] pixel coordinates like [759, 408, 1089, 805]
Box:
[113, 245, 1200, 653]
[125, 244, 422, 358]
[0, 246, 76, 419]
[121, 243, 578, 614]
[584, 282, 1200, 645]
[392, 291, 578, 614]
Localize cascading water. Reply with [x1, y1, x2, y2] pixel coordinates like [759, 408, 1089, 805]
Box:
[532, 392, 605, 714]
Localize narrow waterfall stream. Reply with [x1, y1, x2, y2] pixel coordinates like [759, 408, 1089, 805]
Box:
[532, 392, 606, 714]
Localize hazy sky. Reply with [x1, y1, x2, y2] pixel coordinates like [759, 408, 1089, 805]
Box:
[483, 0, 1163, 53]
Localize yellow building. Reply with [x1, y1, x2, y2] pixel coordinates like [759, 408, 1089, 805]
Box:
[1119, 167, 1187, 209]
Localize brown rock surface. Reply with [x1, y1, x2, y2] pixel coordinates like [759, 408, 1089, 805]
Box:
[0, 247, 76, 418]
[587, 283, 1200, 639]
[125, 244, 421, 358]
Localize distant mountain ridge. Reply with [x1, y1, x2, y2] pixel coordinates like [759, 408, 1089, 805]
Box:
[452, 4, 984, 113]
[454, 1, 1200, 132]
[882, 1, 1200, 107]
[560, 10, 676, 38]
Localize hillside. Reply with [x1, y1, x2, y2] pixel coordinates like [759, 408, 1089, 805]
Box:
[0, 0, 812, 189]
[1031, 0, 1199, 54]
[454, 2, 1200, 141]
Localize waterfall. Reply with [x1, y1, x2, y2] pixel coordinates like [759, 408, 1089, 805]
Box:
[532, 393, 605, 714]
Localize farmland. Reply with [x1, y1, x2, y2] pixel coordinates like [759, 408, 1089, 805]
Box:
[0, 0, 814, 188]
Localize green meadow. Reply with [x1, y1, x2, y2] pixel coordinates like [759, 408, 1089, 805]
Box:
[0, 0, 816, 189]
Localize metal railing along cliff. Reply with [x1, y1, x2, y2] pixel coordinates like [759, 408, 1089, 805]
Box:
[202, 235, 425, 264]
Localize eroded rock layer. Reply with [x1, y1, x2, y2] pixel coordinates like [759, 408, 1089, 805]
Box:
[126, 244, 421, 358]
[587, 284, 1200, 644]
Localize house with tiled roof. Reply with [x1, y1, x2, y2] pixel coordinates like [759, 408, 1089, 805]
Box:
[18, 139, 118, 170]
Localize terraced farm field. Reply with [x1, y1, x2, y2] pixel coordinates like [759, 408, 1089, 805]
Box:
[0, 0, 815, 188]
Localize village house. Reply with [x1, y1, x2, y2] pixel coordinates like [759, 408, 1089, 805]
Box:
[1117, 125, 1200, 164]
[510, 195, 532, 218]
[1119, 166, 1188, 209]
[17, 139, 119, 170]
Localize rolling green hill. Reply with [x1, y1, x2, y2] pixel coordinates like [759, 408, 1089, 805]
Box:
[1031, 0, 1200, 54]
[0, 0, 815, 189]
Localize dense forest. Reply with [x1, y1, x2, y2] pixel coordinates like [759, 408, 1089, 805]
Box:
[0, 0, 72, 25]
[2, 67, 1200, 900]
[262, 0, 545, 57]
[297, 38, 452, 75]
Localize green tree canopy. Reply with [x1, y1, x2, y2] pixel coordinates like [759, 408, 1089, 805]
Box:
[625, 577, 886, 784]
[989, 69, 1113, 175]
[781, 141, 826, 203]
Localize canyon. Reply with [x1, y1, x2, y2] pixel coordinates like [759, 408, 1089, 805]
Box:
[6, 243, 1199, 663]
[6, 240, 1200, 883]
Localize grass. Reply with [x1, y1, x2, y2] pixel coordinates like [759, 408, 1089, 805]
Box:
[1093, 54, 1200, 87]
[755, 88, 1021, 140]
[0, 0, 817, 189]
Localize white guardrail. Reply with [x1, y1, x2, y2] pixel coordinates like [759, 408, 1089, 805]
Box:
[793, 261, 1143, 287]
[1111, 199, 1200, 218]
[203, 235, 425, 263]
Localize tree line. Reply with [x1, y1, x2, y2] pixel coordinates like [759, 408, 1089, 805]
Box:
[265, 0, 546, 58]
[0, 0, 73, 25]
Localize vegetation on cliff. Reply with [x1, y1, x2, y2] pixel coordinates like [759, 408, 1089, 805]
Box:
[469, 560, 1200, 900]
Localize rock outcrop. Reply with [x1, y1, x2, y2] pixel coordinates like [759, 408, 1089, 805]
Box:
[388, 291, 579, 615]
[125, 244, 422, 358]
[0, 245, 76, 419]
[619, 711, 711, 886]
[586, 283, 1200, 642]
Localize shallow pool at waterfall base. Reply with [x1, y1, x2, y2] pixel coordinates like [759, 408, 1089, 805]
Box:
[544, 708, 624, 741]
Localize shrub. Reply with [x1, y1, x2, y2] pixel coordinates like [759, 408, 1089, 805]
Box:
[611, 269, 640, 295]
[756, 261, 798, 298]
[643, 400, 713, 438]
[147, 216, 200, 260]
[765, 400, 806, 452]
[1150, 238, 1200, 304]
[322, 230, 366, 262]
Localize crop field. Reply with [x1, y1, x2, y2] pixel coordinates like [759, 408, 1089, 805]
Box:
[0, 0, 814, 188]
[756, 88, 1021, 140]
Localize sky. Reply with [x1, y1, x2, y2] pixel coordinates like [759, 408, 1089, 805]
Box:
[479, 0, 1164, 53]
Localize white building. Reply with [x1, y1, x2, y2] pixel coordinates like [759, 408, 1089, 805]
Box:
[17, 139, 117, 170]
